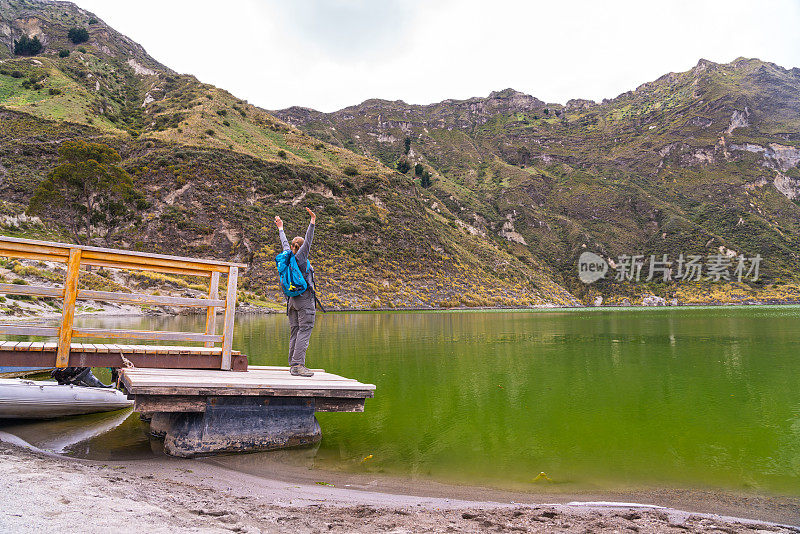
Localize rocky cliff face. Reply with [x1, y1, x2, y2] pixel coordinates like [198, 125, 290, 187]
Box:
[0, 0, 168, 72]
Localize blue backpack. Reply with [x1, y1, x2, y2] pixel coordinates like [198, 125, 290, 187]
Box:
[275, 250, 311, 297]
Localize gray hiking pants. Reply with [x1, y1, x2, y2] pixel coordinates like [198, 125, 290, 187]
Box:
[288, 290, 316, 366]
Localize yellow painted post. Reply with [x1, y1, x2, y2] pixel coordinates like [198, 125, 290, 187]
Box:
[220, 266, 238, 370]
[204, 271, 220, 348]
[56, 247, 81, 367]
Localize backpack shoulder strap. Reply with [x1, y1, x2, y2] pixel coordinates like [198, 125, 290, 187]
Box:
[312, 291, 326, 313]
[305, 261, 326, 313]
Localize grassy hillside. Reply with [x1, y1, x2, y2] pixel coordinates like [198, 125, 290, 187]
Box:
[276, 59, 800, 305]
[5, 0, 800, 308]
[0, 0, 576, 309]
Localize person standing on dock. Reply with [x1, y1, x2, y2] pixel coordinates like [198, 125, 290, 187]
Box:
[275, 207, 318, 377]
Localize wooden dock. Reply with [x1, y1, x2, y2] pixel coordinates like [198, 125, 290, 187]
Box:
[120, 366, 376, 457]
[0, 236, 247, 370]
[120, 366, 376, 413]
[0, 236, 376, 457]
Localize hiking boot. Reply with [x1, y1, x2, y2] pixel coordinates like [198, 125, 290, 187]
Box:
[71, 368, 114, 388]
[290, 365, 314, 377]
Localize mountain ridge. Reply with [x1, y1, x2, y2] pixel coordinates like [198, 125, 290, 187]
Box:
[0, 0, 580, 310]
[274, 56, 800, 304]
[2, 0, 800, 308]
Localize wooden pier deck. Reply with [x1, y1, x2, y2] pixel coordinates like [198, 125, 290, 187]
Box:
[120, 366, 376, 414]
[0, 341, 247, 371]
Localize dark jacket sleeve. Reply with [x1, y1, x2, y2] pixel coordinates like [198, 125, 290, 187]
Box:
[294, 223, 314, 272]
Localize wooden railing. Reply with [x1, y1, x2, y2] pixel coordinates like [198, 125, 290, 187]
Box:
[0, 236, 246, 370]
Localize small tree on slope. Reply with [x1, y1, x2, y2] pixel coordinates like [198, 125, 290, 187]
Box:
[29, 140, 142, 245]
[13, 35, 43, 56]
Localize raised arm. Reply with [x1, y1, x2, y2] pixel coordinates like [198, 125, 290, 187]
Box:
[294, 208, 316, 264]
[275, 216, 290, 251]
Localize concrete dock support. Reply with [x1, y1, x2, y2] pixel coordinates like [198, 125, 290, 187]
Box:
[159, 397, 322, 457]
[120, 366, 375, 457]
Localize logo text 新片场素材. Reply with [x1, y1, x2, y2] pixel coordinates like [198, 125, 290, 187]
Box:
[578, 252, 761, 284]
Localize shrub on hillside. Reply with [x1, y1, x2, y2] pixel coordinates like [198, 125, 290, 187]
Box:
[343, 165, 359, 176]
[68, 28, 90, 44]
[396, 159, 411, 174]
[421, 171, 432, 188]
[335, 221, 360, 234]
[21, 76, 45, 90]
[88, 18, 99, 25]
[58, 49, 70, 58]
[13, 36, 43, 56]
[414, 163, 423, 176]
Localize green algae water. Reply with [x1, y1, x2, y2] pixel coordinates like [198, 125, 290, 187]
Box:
[4, 306, 800, 496]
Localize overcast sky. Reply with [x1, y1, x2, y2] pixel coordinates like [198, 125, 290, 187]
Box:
[71, 0, 800, 112]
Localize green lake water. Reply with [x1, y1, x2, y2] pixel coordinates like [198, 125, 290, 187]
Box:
[4, 306, 800, 496]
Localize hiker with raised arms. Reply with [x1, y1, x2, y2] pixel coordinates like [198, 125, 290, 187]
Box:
[275, 207, 319, 377]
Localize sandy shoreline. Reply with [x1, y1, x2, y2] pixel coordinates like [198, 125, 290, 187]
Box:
[0, 441, 797, 533]
[202, 449, 800, 525]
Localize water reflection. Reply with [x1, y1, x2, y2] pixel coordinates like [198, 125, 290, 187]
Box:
[1, 408, 139, 454]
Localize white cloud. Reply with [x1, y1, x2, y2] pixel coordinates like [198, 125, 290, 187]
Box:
[72, 0, 800, 112]
[263, 0, 417, 60]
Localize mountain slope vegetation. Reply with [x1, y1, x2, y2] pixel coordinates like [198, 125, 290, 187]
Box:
[0, 0, 576, 309]
[275, 59, 800, 304]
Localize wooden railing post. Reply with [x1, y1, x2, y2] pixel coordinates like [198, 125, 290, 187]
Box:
[56, 247, 81, 368]
[204, 271, 220, 348]
[220, 266, 238, 370]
